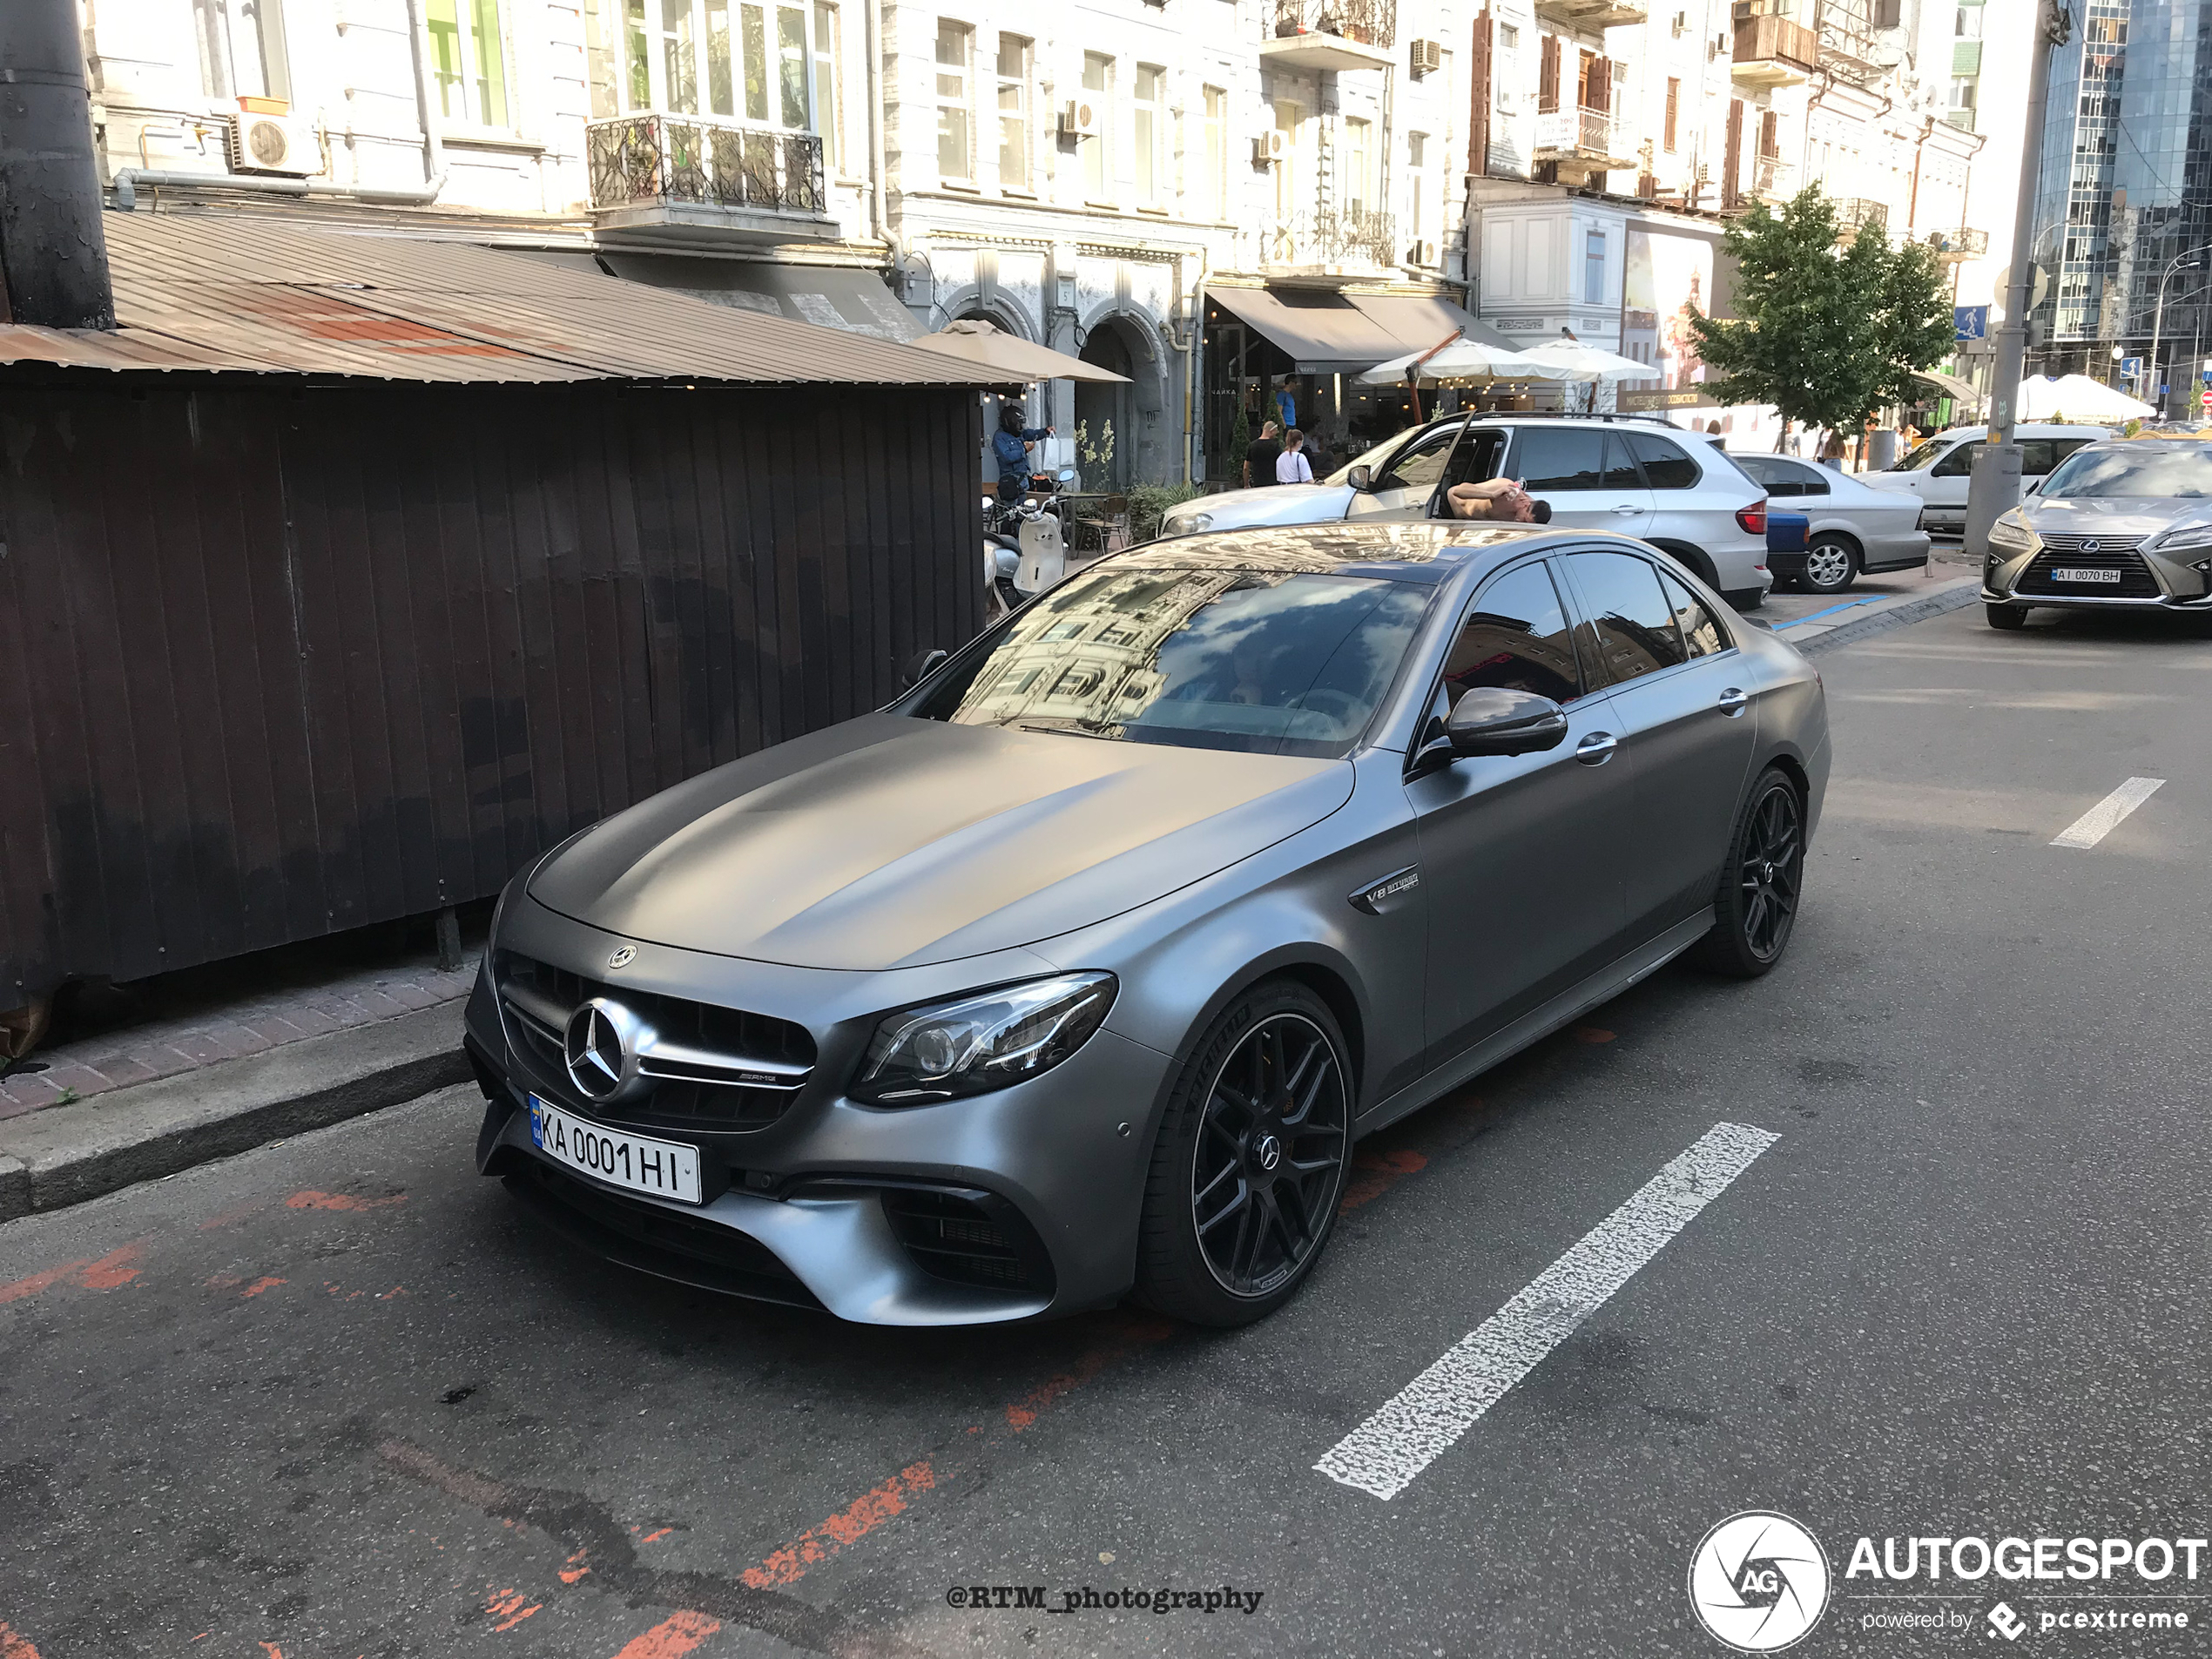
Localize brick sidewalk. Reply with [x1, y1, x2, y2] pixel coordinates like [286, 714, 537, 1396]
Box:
[0, 954, 480, 1120]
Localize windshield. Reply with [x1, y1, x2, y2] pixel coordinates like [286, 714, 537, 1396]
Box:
[2040, 447, 2212, 499]
[1324, 426, 1427, 487]
[914, 566, 1432, 758]
[1892, 438, 1952, 471]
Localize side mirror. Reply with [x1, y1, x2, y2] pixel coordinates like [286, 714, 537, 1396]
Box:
[1346, 463, 1374, 492]
[901, 647, 949, 691]
[1057, 466, 1078, 482]
[1447, 687, 1569, 758]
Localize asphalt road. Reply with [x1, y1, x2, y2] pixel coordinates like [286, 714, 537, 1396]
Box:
[4, 601, 2210, 1659]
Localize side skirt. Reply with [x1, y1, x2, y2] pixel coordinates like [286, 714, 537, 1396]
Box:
[1352, 907, 1716, 1139]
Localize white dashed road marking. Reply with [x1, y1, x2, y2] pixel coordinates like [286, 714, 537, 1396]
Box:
[2050, 777, 2165, 849]
[1313, 1122, 1779, 1501]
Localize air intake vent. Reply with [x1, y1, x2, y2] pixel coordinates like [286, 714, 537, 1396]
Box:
[881, 1188, 1054, 1294]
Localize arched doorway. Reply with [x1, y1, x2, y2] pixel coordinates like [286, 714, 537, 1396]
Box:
[1075, 322, 1137, 491]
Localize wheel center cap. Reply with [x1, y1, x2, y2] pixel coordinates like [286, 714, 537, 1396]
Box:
[1254, 1134, 1282, 1174]
[1762, 860, 1777, 881]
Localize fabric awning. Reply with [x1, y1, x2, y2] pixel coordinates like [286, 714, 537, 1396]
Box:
[595, 253, 922, 341]
[1913, 368, 1979, 401]
[1206, 286, 1514, 374]
[909, 318, 1130, 383]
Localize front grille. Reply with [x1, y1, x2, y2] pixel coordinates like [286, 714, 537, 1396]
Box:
[880, 1188, 1053, 1294]
[493, 950, 815, 1131]
[2016, 547, 2163, 598]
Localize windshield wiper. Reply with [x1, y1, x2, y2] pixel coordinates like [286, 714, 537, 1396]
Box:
[1019, 722, 1118, 742]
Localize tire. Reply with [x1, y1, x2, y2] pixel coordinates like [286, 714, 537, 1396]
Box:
[1800, 535, 1858, 595]
[1986, 603, 2028, 630]
[1135, 980, 1354, 1326]
[1690, 767, 1806, 979]
[1723, 587, 1767, 611]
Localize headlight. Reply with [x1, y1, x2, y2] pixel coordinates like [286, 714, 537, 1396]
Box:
[1986, 516, 2036, 553]
[1166, 511, 1212, 536]
[2153, 523, 2212, 553]
[850, 973, 1116, 1105]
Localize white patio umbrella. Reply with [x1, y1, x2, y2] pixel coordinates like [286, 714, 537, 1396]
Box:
[1355, 338, 1560, 385]
[1513, 339, 1663, 382]
[2015, 374, 2155, 423]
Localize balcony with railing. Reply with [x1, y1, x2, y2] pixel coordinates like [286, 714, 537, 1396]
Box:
[585, 113, 830, 240]
[1533, 107, 1640, 173]
[1534, 0, 1649, 25]
[1732, 12, 1818, 84]
[1262, 0, 1398, 71]
[1925, 226, 1989, 261]
[1240, 205, 1398, 275]
[1833, 198, 1889, 242]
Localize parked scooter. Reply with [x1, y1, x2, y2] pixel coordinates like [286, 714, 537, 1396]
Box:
[982, 465, 1077, 621]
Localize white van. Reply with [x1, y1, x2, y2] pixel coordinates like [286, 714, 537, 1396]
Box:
[1860, 424, 2107, 533]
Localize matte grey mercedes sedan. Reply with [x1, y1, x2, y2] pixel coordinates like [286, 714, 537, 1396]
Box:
[465, 523, 1830, 1327]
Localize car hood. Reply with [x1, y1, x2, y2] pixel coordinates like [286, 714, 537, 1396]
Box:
[1171, 482, 1357, 532]
[2025, 497, 2211, 542]
[527, 713, 1354, 971]
[1859, 469, 1926, 495]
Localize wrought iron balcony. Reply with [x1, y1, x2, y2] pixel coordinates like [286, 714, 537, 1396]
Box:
[586, 113, 826, 231]
[1263, 0, 1398, 71]
[1833, 197, 1889, 241]
[1925, 226, 1988, 260]
[1731, 14, 1818, 84]
[1534, 0, 1649, 24]
[1534, 107, 1639, 171]
[1243, 205, 1398, 273]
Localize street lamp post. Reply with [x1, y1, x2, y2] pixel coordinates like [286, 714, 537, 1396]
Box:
[2148, 243, 2212, 421]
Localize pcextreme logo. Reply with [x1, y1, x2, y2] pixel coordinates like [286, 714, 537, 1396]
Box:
[1689, 1511, 1833, 1652]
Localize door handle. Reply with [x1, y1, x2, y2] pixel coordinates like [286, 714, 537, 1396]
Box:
[1575, 732, 1618, 765]
[1717, 687, 1750, 716]
[1610, 504, 1642, 515]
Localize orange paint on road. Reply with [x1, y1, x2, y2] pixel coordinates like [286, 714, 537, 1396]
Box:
[0, 1244, 145, 1305]
[558, 1549, 591, 1584]
[610, 1611, 721, 1659]
[285, 1190, 406, 1212]
[484, 1588, 542, 1632]
[1575, 1026, 1616, 1044]
[0, 1621, 46, 1658]
[1004, 1312, 1176, 1431]
[1338, 1148, 1428, 1213]
[639, 1527, 673, 1544]
[241, 1277, 286, 1298]
[741, 1463, 935, 1588]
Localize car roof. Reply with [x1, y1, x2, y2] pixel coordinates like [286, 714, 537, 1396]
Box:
[1116, 521, 1558, 583]
[1935, 422, 2109, 439]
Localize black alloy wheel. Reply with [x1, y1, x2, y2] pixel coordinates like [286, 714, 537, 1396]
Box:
[1136, 981, 1352, 1325]
[1693, 767, 1806, 978]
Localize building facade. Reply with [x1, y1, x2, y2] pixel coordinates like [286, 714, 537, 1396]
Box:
[2021, 0, 2212, 418]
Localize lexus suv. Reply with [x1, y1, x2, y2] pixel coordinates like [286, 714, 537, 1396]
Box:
[1164, 415, 1774, 609]
[1983, 439, 2212, 628]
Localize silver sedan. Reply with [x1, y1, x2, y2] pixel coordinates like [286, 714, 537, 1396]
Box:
[466, 524, 1830, 1326]
[1730, 453, 1932, 594]
[1984, 440, 2212, 628]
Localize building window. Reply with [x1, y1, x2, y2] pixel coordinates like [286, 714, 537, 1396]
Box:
[813, 3, 841, 169]
[1271, 98, 1302, 228]
[427, 0, 508, 126]
[1499, 22, 1519, 49]
[1199, 84, 1226, 220]
[1584, 230, 1606, 304]
[776, 2, 806, 126]
[1082, 52, 1113, 201]
[195, 0, 290, 103]
[618, 0, 819, 131]
[1343, 115, 1371, 213]
[1664, 77, 1679, 152]
[996, 34, 1031, 192]
[1134, 65, 1163, 206]
[1758, 108, 1779, 158]
[936, 21, 973, 182]
[740, 3, 767, 120]
[1954, 5, 1982, 36]
[1406, 130, 1430, 249]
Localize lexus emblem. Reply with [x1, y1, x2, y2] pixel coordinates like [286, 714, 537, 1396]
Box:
[606, 944, 637, 970]
[563, 997, 646, 1103]
[2080, 539, 2102, 555]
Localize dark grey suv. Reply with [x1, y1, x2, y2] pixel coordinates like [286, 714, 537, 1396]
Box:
[468, 523, 1830, 1326]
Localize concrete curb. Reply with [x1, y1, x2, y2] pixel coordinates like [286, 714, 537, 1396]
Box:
[1788, 577, 1982, 656]
[0, 1001, 470, 1218]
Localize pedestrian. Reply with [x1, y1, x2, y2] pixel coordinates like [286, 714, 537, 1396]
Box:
[1244, 420, 1283, 488]
[1304, 428, 1334, 479]
[1276, 428, 1315, 484]
[1821, 429, 1846, 472]
[992, 403, 1053, 503]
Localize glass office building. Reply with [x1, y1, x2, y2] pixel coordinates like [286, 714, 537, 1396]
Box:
[2026, 0, 2212, 416]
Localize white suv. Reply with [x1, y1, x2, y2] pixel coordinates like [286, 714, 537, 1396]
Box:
[1859, 423, 2105, 534]
[1167, 415, 1774, 607]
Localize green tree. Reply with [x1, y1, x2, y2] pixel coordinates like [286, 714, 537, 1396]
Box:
[1689, 185, 1954, 451]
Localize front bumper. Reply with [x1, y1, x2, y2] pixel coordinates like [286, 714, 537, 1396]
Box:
[464, 898, 1177, 1325]
[1983, 539, 2212, 610]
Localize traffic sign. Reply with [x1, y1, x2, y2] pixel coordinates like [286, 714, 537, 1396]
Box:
[2202, 389, 2211, 412]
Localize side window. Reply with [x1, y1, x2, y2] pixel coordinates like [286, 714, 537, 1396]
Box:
[1562, 550, 1688, 685]
[1602, 434, 1642, 489]
[1659, 569, 1730, 658]
[1931, 440, 1982, 478]
[2047, 438, 2091, 469]
[1431, 562, 1586, 727]
[1514, 428, 1608, 491]
[1771, 457, 1828, 496]
[1624, 432, 1703, 489]
[1440, 429, 1508, 491]
[1379, 428, 1459, 492]
[2020, 440, 2060, 475]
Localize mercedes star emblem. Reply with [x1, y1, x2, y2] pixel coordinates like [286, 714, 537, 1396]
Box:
[563, 997, 644, 1103]
[607, 944, 637, 970]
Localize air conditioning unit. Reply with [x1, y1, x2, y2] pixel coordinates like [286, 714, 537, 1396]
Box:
[1409, 38, 1444, 78]
[1252, 129, 1286, 166]
[229, 112, 321, 176]
[1407, 239, 1438, 266]
[1059, 98, 1099, 139]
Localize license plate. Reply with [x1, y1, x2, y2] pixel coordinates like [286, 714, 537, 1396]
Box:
[2047, 566, 2122, 583]
[529, 1095, 702, 1204]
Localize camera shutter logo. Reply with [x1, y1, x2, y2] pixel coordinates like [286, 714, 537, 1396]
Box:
[1688, 1512, 1831, 1651]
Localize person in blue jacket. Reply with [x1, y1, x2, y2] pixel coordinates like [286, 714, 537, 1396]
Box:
[993, 403, 1055, 502]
